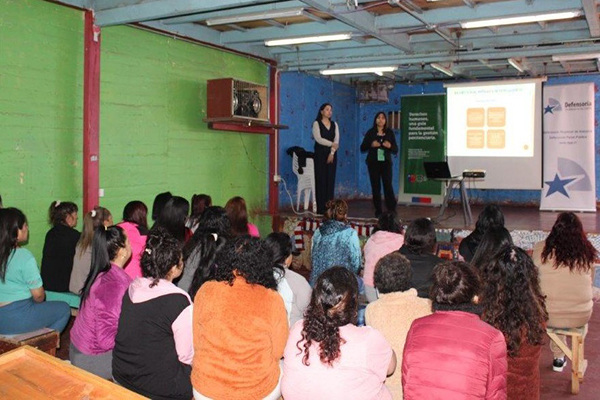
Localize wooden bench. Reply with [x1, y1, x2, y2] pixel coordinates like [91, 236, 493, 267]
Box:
[0, 327, 60, 356]
[546, 324, 588, 394]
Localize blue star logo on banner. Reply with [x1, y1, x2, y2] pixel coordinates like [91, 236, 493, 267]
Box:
[544, 174, 576, 197]
[544, 98, 562, 114]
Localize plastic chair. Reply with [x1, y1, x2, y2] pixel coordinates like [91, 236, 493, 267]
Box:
[292, 153, 316, 213]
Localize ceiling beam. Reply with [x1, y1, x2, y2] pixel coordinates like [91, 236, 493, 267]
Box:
[222, 20, 352, 44]
[299, 0, 411, 51]
[582, 0, 600, 37]
[95, 0, 282, 27]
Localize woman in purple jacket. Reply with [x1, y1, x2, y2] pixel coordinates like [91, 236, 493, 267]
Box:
[69, 226, 131, 379]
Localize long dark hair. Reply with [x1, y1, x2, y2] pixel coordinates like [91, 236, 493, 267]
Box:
[473, 204, 505, 238]
[371, 111, 387, 131]
[315, 103, 332, 121]
[265, 232, 293, 265]
[403, 218, 436, 255]
[225, 196, 250, 236]
[48, 201, 78, 226]
[153, 196, 189, 243]
[151, 191, 172, 222]
[0, 208, 27, 282]
[430, 261, 480, 305]
[184, 206, 231, 299]
[141, 227, 183, 287]
[542, 212, 597, 272]
[80, 226, 127, 302]
[470, 227, 513, 271]
[213, 235, 279, 290]
[373, 211, 403, 234]
[298, 266, 358, 366]
[123, 201, 148, 229]
[480, 246, 548, 357]
[189, 194, 212, 225]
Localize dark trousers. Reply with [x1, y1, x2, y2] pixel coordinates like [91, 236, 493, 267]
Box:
[367, 161, 396, 215]
[314, 150, 337, 214]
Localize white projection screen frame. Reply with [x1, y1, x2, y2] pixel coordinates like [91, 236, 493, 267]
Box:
[445, 78, 545, 189]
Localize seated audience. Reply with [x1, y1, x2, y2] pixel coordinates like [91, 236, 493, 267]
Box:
[70, 207, 112, 294]
[0, 208, 70, 334]
[366, 252, 431, 399]
[112, 228, 193, 400]
[41, 200, 80, 292]
[459, 204, 505, 262]
[402, 261, 507, 399]
[265, 232, 312, 326]
[179, 206, 231, 297]
[70, 226, 131, 379]
[192, 236, 287, 400]
[282, 266, 395, 399]
[480, 246, 547, 400]
[309, 199, 361, 286]
[187, 194, 212, 233]
[225, 196, 260, 237]
[118, 201, 148, 280]
[153, 196, 191, 244]
[398, 218, 442, 298]
[470, 226, 513, 272]
[363, 212, 404, 302]
[533, 212, 597, 371]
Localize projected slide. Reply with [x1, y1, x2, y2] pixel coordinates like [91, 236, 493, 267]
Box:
[447, 83, 535, 157]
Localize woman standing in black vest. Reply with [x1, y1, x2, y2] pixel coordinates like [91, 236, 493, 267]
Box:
[312, 103, 339, 215]
[360, 112, 398, 217]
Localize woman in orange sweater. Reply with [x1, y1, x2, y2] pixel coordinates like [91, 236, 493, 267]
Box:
[192, 236, 288, 400]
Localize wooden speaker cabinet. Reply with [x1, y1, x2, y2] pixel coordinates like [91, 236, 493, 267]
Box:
[207, 78, 269, 122]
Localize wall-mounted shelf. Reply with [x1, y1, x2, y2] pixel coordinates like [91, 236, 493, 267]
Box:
[204, 117, 288, 135]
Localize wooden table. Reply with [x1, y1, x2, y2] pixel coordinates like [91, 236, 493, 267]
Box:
[0, 345, 147, 399]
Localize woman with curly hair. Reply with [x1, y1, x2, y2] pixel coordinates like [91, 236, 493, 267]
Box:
[533, 212, 597, 372]
[282, 266, 395, 399]
[112, 227, 193, 400]
[309, 199, 361, 286]
[192, 236, 288, 400]
[480, 245, 548, 400]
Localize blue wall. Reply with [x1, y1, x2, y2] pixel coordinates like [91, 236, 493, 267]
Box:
[278, 72, 600, 208]
[279, 72, 358, 209]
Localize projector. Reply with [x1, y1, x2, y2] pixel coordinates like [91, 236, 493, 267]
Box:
[463, 169, 486, 178]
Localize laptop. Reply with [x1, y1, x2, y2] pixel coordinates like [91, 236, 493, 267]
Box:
[423, 161, 460, 179]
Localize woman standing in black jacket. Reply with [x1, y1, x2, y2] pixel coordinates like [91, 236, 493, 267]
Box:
[360, 112, 398, 217]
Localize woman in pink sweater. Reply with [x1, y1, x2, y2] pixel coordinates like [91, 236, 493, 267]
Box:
[118, 201, 148, 280]
[363, 212, 404, 302]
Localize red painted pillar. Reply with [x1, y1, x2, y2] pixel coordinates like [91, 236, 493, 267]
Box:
[268, 65, 280, 230]
[83, 11, 101, 213]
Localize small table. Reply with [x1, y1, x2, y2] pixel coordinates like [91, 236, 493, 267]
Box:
[0, 345, 147, 399]
[436, 177, 473, 226]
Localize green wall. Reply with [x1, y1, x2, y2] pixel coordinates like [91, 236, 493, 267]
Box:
[0, 0, 271, 261]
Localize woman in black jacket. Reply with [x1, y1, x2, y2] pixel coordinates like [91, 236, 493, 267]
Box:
[360, 112, 398, 217]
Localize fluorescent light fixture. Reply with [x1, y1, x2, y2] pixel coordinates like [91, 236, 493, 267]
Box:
[461, 10, 581, 29]
[320, 66, 397, 76]
[206, 8, 305, 26]
[430, 63, 454, 77]
[552, 53, 600, 62]
[507, 58, 525, 73]
[265, 33, 351, 47]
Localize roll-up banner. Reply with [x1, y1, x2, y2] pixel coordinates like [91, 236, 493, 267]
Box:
[540, 83, 596, 211]
[399, 94, 447, 205]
